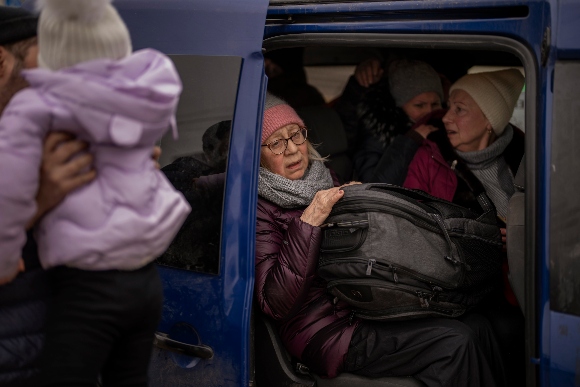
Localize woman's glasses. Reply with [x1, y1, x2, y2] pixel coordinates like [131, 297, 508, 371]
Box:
[261, 127, 308, 155]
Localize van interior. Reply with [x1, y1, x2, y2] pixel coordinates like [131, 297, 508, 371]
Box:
[155, 37, 531, 386]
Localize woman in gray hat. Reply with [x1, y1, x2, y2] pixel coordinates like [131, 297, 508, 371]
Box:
[334, 58, 445, 183]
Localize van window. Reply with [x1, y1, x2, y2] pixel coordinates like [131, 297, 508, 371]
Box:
[550, 60, 580, 316]
[155, 55, 241, 275]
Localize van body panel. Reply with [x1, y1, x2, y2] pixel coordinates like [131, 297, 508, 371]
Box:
[115, 1, 269, 386]
[83, 0, 577, 385]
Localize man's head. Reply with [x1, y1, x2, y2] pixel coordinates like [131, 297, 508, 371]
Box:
[0, 6, 39, 114]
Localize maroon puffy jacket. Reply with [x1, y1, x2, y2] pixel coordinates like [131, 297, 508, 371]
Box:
[254, 196, 358, 377]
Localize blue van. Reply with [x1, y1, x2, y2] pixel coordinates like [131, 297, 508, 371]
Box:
[111, 1, 579, 386]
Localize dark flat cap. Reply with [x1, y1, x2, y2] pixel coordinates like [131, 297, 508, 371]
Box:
[0, 6, 37, 46]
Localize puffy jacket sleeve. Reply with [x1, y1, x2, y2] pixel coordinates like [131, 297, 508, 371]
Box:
[0, 91, 48, 278]
[254, 200, 322, 321]
[403, 141, 432, 193]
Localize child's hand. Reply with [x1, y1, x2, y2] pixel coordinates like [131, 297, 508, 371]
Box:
[0, 259, 25, 286]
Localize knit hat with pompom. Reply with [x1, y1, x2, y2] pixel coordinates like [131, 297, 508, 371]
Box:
[262, 93, 305, 144]
[36, 0, 132, 70]
[449, 69, 524, 135]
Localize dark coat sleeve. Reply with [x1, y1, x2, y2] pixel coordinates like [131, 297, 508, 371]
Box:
[369, 132, 423, 185]
[332, 76, 369, 156]
[254, 201, 323, 322]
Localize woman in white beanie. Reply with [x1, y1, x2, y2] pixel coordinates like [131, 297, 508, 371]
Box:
[334, 57, 446, 183]
[0, 0, 192, 385]
[403, 68, 526, 387]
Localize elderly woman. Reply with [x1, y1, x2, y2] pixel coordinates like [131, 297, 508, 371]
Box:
[334, 58, 445, 183]
[403, 69, 526, 386]
[255, 93, 502, 386]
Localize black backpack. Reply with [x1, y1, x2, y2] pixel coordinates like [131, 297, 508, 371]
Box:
[317, 183, 503, 320]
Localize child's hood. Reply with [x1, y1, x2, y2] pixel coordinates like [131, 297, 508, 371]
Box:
[22, 49, 182, 126]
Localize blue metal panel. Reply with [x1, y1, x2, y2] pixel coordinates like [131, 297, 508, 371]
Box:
[554, 0, 580, 58]
[116, 0, 268, 56]
[114, 1, 269, 386]
[549, 311, 580, 386]
[265, 1, 548, 65]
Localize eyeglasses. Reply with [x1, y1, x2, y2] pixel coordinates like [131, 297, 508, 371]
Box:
[261, 127, 308, 155]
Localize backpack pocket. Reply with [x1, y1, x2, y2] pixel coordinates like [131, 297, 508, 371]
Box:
[328, 278, 466, 321]
[320, 213, 369, 253]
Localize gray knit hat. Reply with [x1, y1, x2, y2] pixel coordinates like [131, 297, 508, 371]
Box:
[450, 69, 525, 135]
[0, 6, 37, 46]
[388, 59, 444, 107]
[36, 0, 132, 71]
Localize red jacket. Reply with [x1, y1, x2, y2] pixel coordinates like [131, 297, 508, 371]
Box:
[255, 196, 357, 377]
[403, 139, 457, 201]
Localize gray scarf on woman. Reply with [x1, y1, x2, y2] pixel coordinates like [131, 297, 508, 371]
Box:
[258, 160, 334, 208]
[456, 125, 515, 220]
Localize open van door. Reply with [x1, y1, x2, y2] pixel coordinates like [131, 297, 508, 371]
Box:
[545, 1, 580, 385]
[115, 1, 269, 386]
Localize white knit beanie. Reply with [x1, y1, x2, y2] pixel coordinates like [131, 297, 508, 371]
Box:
[449, 69, 524, 135]
[36, 0, 132, 71]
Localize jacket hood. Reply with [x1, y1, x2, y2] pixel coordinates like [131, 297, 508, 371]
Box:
[22, 48, 182, 125]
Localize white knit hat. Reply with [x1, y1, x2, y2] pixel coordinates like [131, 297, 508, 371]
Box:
[36, 0, 132, 71]
[449, 69, 524, 135]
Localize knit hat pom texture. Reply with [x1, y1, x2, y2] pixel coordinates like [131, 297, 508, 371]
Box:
[37, 0, 132, 71]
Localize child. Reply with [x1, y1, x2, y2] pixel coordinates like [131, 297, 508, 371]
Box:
[0, 0, 191, 385]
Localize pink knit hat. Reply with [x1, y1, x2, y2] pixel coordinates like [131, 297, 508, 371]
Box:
[262, 93, 305, 144]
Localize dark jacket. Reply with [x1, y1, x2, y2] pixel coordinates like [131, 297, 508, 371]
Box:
[333, 76, 419, 183]
[0, 233, 48, 386]
[255, 196, 358, 378]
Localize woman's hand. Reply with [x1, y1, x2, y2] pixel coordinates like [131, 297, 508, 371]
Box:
[300, 187, 345, 227]
[354, 58, 384, 88]
[28, 132, 96, 229]
[300, 182, 360, 227]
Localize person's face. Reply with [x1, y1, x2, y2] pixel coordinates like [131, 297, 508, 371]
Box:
[260, 124, 309, 180]
[401, 91, 442, 122]
[443, 89, 493, 152]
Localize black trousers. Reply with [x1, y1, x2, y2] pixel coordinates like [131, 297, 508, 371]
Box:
[37, 263, 163, 387]
[343, 313, 504, 387]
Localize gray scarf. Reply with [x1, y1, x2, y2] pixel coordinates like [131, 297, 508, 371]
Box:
[456, 125, 515, 219]
[258, 160, 334, 208]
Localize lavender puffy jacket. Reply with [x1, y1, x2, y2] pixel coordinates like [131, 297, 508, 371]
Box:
[0, 49, 191, 277]
[255, 194, 358, 378]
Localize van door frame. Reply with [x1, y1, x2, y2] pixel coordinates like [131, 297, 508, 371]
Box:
[264, 32, 539, 386]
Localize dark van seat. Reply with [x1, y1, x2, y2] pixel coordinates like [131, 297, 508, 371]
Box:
[296, 105, 353, 183]
[255, 314, 425, 387]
